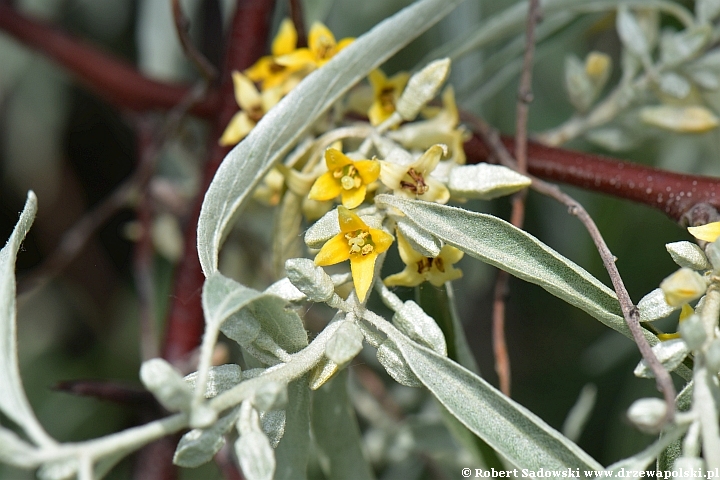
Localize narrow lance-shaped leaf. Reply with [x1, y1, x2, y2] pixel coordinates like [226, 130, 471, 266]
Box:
[377, 196, 646, 343]
[197, 0, 467, 276]
[0, 192, 55, 448]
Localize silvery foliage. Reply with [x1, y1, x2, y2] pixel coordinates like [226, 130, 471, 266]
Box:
[3, 2, 720, 480]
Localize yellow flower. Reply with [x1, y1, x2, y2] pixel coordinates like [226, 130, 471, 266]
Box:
[384, 231, 463, 287]
[219, 72, 282, 146]
[688, 221, 720, 242]
[245, 19, 304, 92]
[315, 207, 394, 302]
[308, 148, 380, 209]
[386, 86, 470, 164]
[380, 144, 450, 203]
[368, 69, 409, 126]
[657, 304, 694, 341]
[276, 22, 353, 71]
[660, 267, 707, 307]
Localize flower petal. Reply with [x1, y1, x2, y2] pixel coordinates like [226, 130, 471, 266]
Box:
[384, 267, 424, 288]
[438, 245, 464, 264]
[245, 56, 274, 82]
[261, 86, 283, 112]
[419, 177, 450, 204]
[276, 49, 316, 69]
[688, 222, 720, 242]
[379, 161, 407, 191]
[315, 233, 350, 266]
[341, 185, 366, 209]
[413, 144, 447, 175]
[354, 160, 380, 184]
[368, 69, 388, 91]
[395, 231, 424, 265]
[325, 148, 352, 171]
[309, 172, 342, 201]
[337, 206, 368, 233]
[218, 112, 254, 146]
[336, 37, 354, 52]
[309, 22, 337, 55]
[232, 72, 261, 111]
[272, 19, 298, 56]
[427, 265, 462, 287]
[369, 228, 394, 254]
[350, 253, 377, 302]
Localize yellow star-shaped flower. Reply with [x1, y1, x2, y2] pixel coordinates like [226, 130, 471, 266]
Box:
[688, 221, 720, 242]
[315, 207, 394, 302]
[379, 144, 450, 204]
[384, 231, 463, 288]
[245, 18, 304, 92]
[276, 22, 353, 71]
[368, 69, 409, 126]
[308, 148, 380, 209]
[219, 72, 282, 146]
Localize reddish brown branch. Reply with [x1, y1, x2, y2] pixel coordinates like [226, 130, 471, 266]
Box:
[289, 0, 307, 48]
[464, 133, 720, 225]
[171, 0, 218, 82]
[161, 0, 275, 365]
[0, 4, 218, 117]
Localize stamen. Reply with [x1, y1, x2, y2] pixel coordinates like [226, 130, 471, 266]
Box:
[400, 168, 429, 195]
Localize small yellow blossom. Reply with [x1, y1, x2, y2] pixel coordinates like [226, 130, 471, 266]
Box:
[384, 231, 463, 288]
[245, 19, 304, 92]
[387, 86, 470, 164]
[657, 304, 694, 341]
[688, 221, 720, 242]
[315, 207, 394, 302]
[308, 149, 380, 209]
[219, 72, 282, 146]
[368, 69, 409, 126]
[380, 144, 450, 203]
[276, 22, 353, 71]
[660, 267, 707, 307]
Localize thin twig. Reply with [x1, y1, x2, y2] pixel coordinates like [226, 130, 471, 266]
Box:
[472, 118, 676, 426]
[171, 0, 218, 82]
[492, 0, 541, 397]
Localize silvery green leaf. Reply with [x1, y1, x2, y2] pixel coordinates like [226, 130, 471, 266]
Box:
[665, 241, 710, 270]
[390, 333, 603, 471]
[685, 50, 720, 90]
[275, 379, 311, 480]
[325, 321, 364, 366]
[634, 339, 689, 377]
[396, 58, 450, 121]
[617, 6, 650, 58]
[376, 196, 637, 341]
[197, 0, 466, 276]
[37, 458, 77, 480]
[697, 0, 720, 23]
[561, 384, 597, 443]
[0, 427, 40, 468]
[376, 339, 422, 387]
[584, 127, 642, 152]
[173, 407, 238, 468]
[706, 239, 720, 271]
[626, 398, 667, 433]
[660, 26, 711, 67]
[140, 358, 193, 412]
[397, 219, 441, 258]
[393, 300, 447, 356]
[236, 431, 275, 480]
[311, 369, 374, 480]
[674, 457, 706, 473]
[705, 338, 720, 372]
[304, 208, 383, 249]
[638, 288, 677, 322]
[564, 54, 595, 113]
[184, 364, 243, 398]
[273, 192, 304, 278]
[659, 72, 691, 99]
[679, 314, 707, 350]
[308, 357, 339, 390]
[448, 164, 531, 200]
[265, 277, 306, 303]
[254, 381, 288, 412]
[285, 258, 335, 303]
[204, 272, 307, 353]
[0, 192, 54, 447]
[261, 410, 286, 448]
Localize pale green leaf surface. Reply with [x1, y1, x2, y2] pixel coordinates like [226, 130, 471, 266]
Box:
[393, 334, 603, 471]
[311, 370, 375, 480]
[0, 192, 54, 447]
[377, 196, 628, 335]
[173, 408, 238, 468]
[197, 0, 467, 276]
[274, 379, 311, 480]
